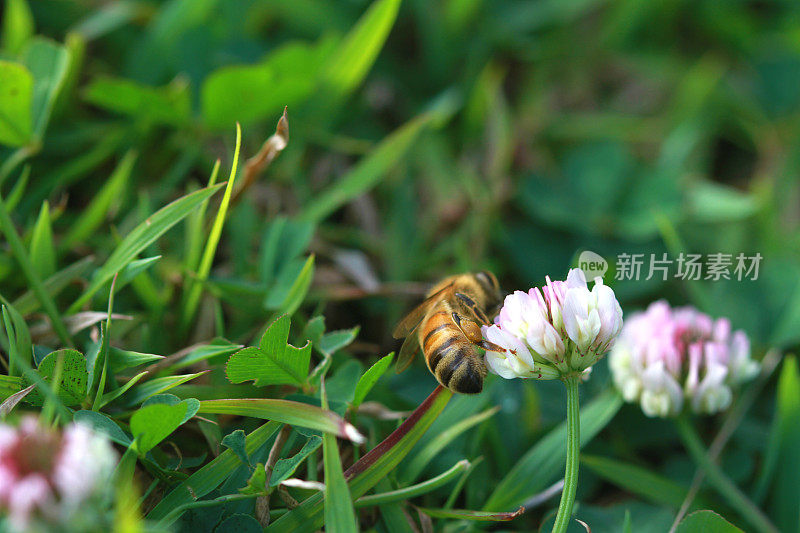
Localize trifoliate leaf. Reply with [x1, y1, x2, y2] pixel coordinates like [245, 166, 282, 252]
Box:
[226, 315, 311, 387]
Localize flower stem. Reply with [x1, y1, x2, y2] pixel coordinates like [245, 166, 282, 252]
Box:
[675, 416, 777, 533]
[552, 375, 581, 533]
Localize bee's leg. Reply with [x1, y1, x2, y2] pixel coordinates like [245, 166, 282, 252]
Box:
[450, 312, 504, 352]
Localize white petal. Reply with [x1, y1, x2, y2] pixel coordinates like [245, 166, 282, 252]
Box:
[566, 268, 587, 289]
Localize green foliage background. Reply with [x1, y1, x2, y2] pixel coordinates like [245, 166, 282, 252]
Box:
[1, 0, 800, 532]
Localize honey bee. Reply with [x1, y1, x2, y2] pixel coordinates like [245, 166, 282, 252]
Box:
[392, 271, 504, 394]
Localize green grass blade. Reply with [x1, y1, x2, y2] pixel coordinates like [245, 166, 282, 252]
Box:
[274, 254, 314, 316]
[321, 0, 401, 96]
[12, 256, 93, 316]
[68, 182, 225, 313]
[120, 371, 207, 406]
[98, 370, 148, 408]
[400, 406, 498, 483]
[0, 191, 71, 346]
[757, 356, 800, 531]
[197, 398, 364, 442]
[62, 150, 136, 249]
[183, 159, 220, 276]
[355, 460, 469, 508]
[4, 163, 30, 211]
[267, 386, 453, 533]
[415, 506, 524, 522]
[351, 352, 393, 410]
[300, 113, 433, 223]
[29, 200, 56, 278]
[1, 303, 31, 376]
[321, 381, 358, 532]
[181, 125, 240, 329]
[581, 454, 708, 510]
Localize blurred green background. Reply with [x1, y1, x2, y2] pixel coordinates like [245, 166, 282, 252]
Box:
[5, 0, 799, 345]
[2, 0, 800, 531]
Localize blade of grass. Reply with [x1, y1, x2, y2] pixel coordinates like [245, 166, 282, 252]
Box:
[401, 406, 498, 483]
[321, 380, 358, 532]
[121, 371, 207, 406]
[415, 506, 524, 522]
[98, 370, 148, 408]
[4, 164, 30, 211]
[321, 0, 401, 96]
[158, 493, 262, 526]
[581, 454, 708, 509]
[754, 355, 800, 531]
[183, 159, 221, 277]
[197, 398, 364, 443]
[0, 145, 36, 189]
[181, 124, 241, 330]
[374, 478, 415, 533]
[0, 375, 23, 396]
[300, 112, 434, 223]
[232, 108, 288, 205]
[444, 456, 483, 509]
[273, 254, 314, 316]
[29, 200, 55, 278]
[62, 150, 136, 249]
[355, 460, 469, 507]
[68, 182, 225, 313]
[12, 256, 93, 316]
[91, 273, 117, 411]
[1, 300, 32, 376]
[351, 352, 393, 411]
[0, 192, 71, 346]
[267, 386, 453, 533]
[40, 348, 66, 425]
[1, 0, 34, 54]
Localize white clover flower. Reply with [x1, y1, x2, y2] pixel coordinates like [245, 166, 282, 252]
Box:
[0, 418, 117, 532]
[609, 301, 760, 418]
[481, 269, 623, 380]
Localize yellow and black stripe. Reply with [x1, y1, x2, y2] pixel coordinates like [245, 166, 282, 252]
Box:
[418, 301, 487, 394]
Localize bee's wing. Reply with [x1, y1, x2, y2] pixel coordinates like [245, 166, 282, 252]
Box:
[392, 282, 455, 339]
[395, 328, 421, 374]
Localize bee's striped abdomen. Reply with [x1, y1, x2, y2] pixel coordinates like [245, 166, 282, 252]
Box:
[418, 304, 486, 394]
